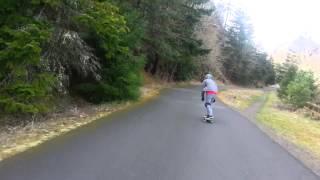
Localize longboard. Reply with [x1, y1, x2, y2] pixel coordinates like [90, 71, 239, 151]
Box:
[203, 116, 214, 123]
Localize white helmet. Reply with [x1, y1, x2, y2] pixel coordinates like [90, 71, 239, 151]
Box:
[205, 73, 213, 79]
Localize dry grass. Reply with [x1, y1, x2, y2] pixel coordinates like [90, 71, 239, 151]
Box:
[257, 93, 320, 158]
[218, 87, 264, 110]
[0, 102, 136, 161]
[0, 74, 162, 161]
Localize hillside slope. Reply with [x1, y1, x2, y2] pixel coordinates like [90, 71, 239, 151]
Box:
[272, 36, 320, 80]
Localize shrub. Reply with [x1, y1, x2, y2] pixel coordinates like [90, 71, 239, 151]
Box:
[0, 22, 54, 114]
[75, 58, 143, 103]
[284, 71, 317, 108]
[73, 1, 144, 103]
[276, 63, 298, 99]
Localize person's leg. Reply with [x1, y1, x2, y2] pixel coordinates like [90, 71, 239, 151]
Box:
[210, 95, 216, 116]
[207, 103, 213, 117]
[205, 94, 213, 117]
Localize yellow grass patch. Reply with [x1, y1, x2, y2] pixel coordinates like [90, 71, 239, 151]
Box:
[218, 87, 264, 110]
[258, 93, 320, 158]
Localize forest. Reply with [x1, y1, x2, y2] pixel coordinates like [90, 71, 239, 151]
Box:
[0, 0, 275, 116]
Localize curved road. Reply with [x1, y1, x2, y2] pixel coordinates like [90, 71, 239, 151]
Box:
[0, 87, 319, 180]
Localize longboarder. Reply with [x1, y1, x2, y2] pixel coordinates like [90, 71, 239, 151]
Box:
[201, 73, 218, 123]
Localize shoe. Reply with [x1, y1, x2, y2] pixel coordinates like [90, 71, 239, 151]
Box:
[205, 116, 214, 123]
[205, 115, 214, 120]
[206, 119, 214, 123]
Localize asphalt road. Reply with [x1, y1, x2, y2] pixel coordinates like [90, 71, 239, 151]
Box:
[0, 86, 319, 180]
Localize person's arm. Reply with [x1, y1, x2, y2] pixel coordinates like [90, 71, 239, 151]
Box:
[201, 80, 206, 101]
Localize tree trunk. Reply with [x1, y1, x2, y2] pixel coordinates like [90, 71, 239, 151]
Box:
[151, 53, 159, 75]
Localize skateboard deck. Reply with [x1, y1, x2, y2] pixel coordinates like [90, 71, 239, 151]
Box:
[203, 116, 214, 123]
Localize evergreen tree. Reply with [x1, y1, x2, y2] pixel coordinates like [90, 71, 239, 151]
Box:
[128, 0, 212, 81]
[220, 10, 275, 86]
[0, 0, 56, 113]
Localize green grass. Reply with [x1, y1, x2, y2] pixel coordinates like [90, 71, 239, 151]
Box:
[257, 92, 320, 158]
